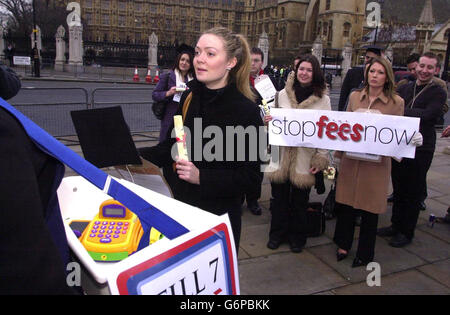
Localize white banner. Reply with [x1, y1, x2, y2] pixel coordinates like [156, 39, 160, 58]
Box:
[269, 108, 420, 159]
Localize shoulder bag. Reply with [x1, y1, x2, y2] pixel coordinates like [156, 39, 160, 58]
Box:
[152, 72, 170, 120]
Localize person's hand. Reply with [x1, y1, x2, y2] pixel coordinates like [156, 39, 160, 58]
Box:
[175, 158, 200, 185]
[309, 167, 320, 174]
[412, 132, 423, 146]
[264, 115, 273, 124]
[441, 126, 450, 138]
[165, 86, 177, 97]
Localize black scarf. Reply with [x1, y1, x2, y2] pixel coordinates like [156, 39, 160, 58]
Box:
[293, 81, 314, 104]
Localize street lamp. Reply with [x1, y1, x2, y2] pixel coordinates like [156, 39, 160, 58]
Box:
[32, 0, 40, 77]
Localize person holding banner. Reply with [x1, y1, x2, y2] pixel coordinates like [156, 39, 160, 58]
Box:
[139, 27, 263, 251]
[333, 57, 406, 267]
[264, 54, 330, 253]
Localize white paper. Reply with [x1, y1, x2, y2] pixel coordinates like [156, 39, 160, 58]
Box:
[173, 83, 187, 103]
[254, 75, 277, 101]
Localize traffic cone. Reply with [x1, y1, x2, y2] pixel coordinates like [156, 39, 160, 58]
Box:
[153, 69, 160, 84]
[133, 66, 140, 82]
[145, 67, 152, 83]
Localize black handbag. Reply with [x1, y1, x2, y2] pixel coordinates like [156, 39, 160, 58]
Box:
[152, 100, 168, 120]
[305, 202, 326, 237]
[151, 72, 170, 120]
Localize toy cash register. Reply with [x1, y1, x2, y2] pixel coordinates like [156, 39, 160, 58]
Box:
[79, 199, 163, 262]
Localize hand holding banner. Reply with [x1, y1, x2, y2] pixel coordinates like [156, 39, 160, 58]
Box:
[269, 108, 420, 159]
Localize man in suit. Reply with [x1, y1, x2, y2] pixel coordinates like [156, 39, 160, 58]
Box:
[337, 45, 383, 111]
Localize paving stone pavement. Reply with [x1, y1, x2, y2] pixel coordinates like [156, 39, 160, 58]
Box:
[238, 135, 450, 295]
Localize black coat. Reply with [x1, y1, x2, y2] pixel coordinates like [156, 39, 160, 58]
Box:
[0, 107, 77, 294]
[338, 67, 365, 111]
[140, 79, 264, 216]
[0, 67, 76, 294]
[397, 81, 447, 152]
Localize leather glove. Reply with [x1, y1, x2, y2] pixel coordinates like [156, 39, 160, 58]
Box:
[412, 132, 423, 147]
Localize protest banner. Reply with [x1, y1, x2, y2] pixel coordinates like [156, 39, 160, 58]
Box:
[269, 108, 420, 159]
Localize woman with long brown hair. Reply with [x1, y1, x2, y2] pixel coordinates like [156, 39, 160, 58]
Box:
[333, 56, 405, 267]
[264, 54, 331, 253]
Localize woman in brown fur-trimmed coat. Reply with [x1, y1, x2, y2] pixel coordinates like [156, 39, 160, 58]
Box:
[264, 55, 330, 253]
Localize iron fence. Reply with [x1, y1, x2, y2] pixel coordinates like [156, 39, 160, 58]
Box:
[9, 87, 89, 139]
[9, 87, 161, 143]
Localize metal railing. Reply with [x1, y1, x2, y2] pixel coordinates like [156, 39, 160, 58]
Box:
[10, 86, 161, 144]
[10, 87, 89, 141]
[91, 87, 160, 137]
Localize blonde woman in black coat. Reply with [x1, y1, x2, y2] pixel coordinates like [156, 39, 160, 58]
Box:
[140, 28, 264, 250]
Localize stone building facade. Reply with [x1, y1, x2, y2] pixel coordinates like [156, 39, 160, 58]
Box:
[55, 0, 367, 65]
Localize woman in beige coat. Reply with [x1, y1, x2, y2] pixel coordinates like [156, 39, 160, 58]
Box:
[264, 55, 330, 253]
[334, 57, 404, 267]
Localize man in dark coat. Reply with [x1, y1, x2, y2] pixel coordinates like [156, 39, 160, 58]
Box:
[337, 46, 383, 111]
[0, 65, 77, 294]
[378, 52, 447, 248]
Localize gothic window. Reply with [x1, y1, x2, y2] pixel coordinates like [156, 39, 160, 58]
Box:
[343, 22, 351, 37]
[323, 22, 328, 36]
[102, 14, 110, 25]
[85, 13, 92, 25]
[328, 20, 333, 42]
[102, 0, 110, 9]
[118, 15, 125, 27]
[326, 0, 331, 10]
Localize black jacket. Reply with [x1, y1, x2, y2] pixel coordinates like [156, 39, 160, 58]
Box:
[0, 65, 21, 100]
[0, 107, 76, 294]
[397, 81, 447, 152]
[0, 67, 77, 294]
[140, 79, 264, 215]
[338, 67, 365, 111]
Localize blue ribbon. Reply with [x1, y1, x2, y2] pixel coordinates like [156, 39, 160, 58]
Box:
[0, 98, 189, 250]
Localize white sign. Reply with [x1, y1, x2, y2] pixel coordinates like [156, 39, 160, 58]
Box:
[269, 108, 420, 159]
[13, 56, 31, 66]
[254, 75, 277, 102]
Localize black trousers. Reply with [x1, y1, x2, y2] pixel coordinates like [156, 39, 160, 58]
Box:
[333, 203, 379, 262]
[242, 172, 262, 205]
[391, 150, 434, 240]
[269, 181, 310, 245]
[228, 206, 243, 253]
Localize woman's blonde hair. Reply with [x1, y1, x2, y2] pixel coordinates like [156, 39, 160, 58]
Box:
[202, 27, 256, 102]
[363, 56, 397, 100]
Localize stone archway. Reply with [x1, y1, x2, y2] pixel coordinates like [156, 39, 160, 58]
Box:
[304, 0, 320, 42]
